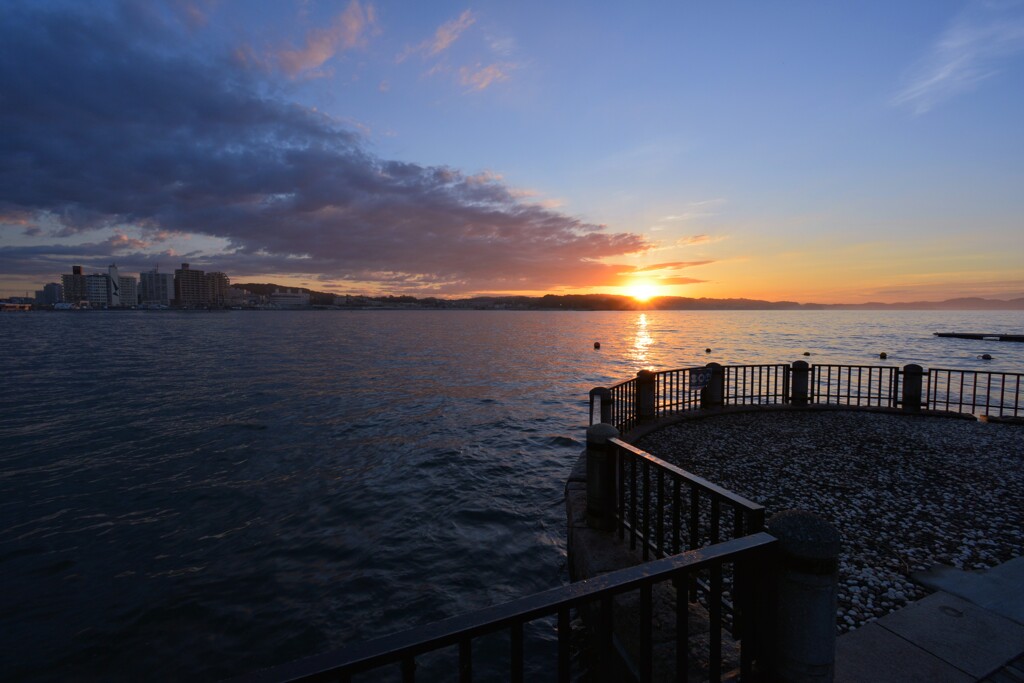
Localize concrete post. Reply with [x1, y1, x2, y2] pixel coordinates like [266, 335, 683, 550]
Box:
[902, 364, 924, 412]
[765, 510, 840, 683]
[636, 370, 656, 421]
[588, 387, 613, 425]
[700, 362, 724, 409]
[586, 423, 620, 531]
[792, 360, 810, 406]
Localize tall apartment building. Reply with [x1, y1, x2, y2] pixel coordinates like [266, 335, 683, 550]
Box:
[174, 263, 205, 307]
[118, 276, 138, 307]
[61, 266, 87, 304]
[140, 269, 174, 306]
[107, 264, 121, 307]
[85, 273, 110, 307]
[204, 272, 230, 307]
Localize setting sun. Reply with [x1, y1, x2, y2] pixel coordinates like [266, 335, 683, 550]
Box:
[627, 281, 660, 302]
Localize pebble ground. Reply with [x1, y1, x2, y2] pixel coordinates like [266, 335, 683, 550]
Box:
[636, 410, 1024, 634]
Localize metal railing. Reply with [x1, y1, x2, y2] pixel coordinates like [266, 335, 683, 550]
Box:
[810, 364, 900, 408]
[593, 362, 1023, 432]
[927, 368, 1023, 417]
[723, 364, 790, 406]
[245, 533, 779, 683]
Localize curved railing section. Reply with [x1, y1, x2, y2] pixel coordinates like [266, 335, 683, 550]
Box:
[591, 361, 1023, 432]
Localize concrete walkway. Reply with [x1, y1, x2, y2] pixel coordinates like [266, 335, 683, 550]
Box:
[835, 557, 1024, 682]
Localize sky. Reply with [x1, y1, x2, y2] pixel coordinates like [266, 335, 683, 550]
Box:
[2, 0, 1023, 303]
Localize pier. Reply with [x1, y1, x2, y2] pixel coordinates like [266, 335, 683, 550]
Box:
[935, 332, 1024, 342]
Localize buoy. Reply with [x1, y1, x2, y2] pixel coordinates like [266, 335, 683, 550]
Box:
[803, 351, 811, 356]
[594, 342, 601, 350]
[879, 352, 887, 359]
[705, 348, 711, 354]
[979, 353, 992, 360]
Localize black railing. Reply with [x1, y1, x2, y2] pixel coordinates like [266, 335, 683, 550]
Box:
[592, 362, 1024, 432]
[810, 364, 900, 408]
[723, 364, 790, 406]
[927, 368, 1023, 417]
[245, 533, 779, 683]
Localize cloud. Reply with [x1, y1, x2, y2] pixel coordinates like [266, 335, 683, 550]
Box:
[893, 1, 1024, 114]
[398, 9, 475, 63]
[276, 0, 377, 77]
[676, 234, 725, 246]
[459, 62, 513, 91]
[627, 261, 714, 273]
[0, 4, 648, 293]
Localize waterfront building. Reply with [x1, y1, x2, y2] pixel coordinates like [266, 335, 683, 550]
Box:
[174, 263, 205, 307]
[85, 273, 111, 307]
[61, 266, 87, 304]
[118, 276, 138, 307]
[204, 272, 230, 307]
[269, 288, 310, 307]
[139, 269, 174, 306]
[107, 264, 121, 307]
[228, 286, 257, 307]
[35, 283, 63, 305]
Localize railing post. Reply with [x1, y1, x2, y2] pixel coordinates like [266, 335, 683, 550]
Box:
[588, 387, 613, 425]
[901, 364, 924, 412]
[791, 360, 810, 406]
[586, 423, 619, 531]
[700, 362, 724, 409]
[636, 370, 656, 421]
[764, 510, 840, 683]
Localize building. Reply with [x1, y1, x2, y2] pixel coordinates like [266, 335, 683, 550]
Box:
[174, 263, 205, 307]
[61, 266, 87, 304]
[107, 264, 121, 307]
[118, 276, 138, 307]
[35, 283, 64, 305]
[139, 269, 174, 306]
[269, 288, 310, 307]
[204, 272, 230, 307]
[85, 273, 111, 307]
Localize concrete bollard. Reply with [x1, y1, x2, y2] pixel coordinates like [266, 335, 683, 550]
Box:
[766, 510, 840, 683]
[636, 370, 657, 421]
[791, 360, 810, 406]
[700, 362, 724, 409]
[586, 423, 620, 531]
[902, 364, 924, 412]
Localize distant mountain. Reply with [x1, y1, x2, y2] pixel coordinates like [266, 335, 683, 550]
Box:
[233, 284, 1024, 311]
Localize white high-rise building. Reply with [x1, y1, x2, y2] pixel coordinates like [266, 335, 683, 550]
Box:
[107, 264, 121, 307]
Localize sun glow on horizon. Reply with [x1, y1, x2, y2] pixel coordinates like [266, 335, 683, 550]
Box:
[626, 280, 660, 302]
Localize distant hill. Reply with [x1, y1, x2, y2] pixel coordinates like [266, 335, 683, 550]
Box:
[233, 284, 1024, 311]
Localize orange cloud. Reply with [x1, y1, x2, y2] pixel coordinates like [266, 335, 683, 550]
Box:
[398, 9, 475, 62]
[459, 62, 511, 91]
[277, 1, 377, 77]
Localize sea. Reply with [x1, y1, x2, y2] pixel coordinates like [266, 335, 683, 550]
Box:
[1, 309, 1022, 681]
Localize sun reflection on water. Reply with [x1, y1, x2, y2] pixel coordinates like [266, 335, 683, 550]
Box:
[632, 313, 653, 366]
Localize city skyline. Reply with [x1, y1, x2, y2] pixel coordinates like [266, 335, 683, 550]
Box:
[2, 1, 1023, 304]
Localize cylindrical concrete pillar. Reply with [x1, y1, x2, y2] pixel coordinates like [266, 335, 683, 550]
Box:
[902, 364, 924, 412]
[701, 362, 724, 409]
[636, 370, 656, 421]
[792, 360, 810, 406]
[765, 509, 840, 683]
[586, 423, 620, 531]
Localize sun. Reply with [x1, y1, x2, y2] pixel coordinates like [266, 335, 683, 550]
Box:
[627, 281, 660, 302]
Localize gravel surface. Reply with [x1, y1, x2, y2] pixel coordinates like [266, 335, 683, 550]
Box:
[636, 410, 1024, 633]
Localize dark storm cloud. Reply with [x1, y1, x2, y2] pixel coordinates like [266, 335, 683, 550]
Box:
[0, 4, 649, 291]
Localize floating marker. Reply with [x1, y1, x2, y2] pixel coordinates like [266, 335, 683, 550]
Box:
[594, 342, 601, 350]
[879, 352, 887, 359]
[705, 348, 711, 354]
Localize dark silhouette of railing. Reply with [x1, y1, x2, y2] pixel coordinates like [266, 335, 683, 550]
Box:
[243, 533, 778, 683]
[591, 362, 1023, 431]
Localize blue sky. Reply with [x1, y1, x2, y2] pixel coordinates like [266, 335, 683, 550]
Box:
[1, 0, 1022, 302]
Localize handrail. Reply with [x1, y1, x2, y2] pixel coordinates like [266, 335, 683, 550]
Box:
[593, 362, 1023, 432]
[244, 533, 779, 683]
[610, 438, 764, 518]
